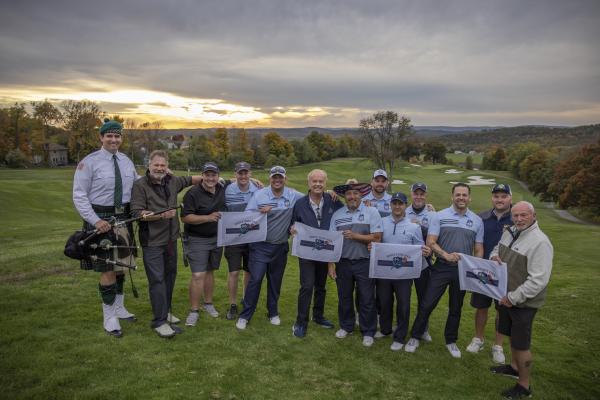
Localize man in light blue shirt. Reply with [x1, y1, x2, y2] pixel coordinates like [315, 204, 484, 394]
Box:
[376, 192, 432, 351]
[223, 161, 260, 320]
[236, 166, 304, 330]
[72, 119, 140, 338]
[363, 169, 392, 217]
[405, 183, 484, 358]
[328, 180, 382, 347]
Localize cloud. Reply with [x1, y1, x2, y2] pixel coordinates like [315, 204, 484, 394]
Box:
[0, 0, 599, 126]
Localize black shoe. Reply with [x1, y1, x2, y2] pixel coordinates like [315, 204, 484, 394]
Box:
[491, 364, 519, 379]
[292, 324, 307, 338]
[501, 383, 532, 399]
[313, 318, 334, 329]
[226, 304, 239, 320]
[170, 324, 184, 334]
[105, 329, 123, 338]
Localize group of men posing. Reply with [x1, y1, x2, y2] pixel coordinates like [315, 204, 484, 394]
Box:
[73, 120, 553, 399]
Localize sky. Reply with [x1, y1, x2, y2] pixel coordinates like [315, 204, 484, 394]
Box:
[1, 0, 599, 128]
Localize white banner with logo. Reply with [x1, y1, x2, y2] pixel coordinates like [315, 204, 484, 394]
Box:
[369, 242, 423, 280]
[217, 211, 267, 247]
[458, 253, 507, 300]
[291, 222, 344, 263]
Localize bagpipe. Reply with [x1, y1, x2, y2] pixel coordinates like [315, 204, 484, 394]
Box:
[64, 206, 181, 270]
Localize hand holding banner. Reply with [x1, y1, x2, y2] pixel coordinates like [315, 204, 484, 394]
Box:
[369, 242, 423, 280]
[217, 211, 267, 247]
[291, 222, 343, 263]
[458, 253, 507, 300]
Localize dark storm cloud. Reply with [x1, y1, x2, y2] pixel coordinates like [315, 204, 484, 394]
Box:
[0, 0, 599, 124]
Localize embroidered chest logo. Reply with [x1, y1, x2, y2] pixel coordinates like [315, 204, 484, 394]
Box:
[358, 214, 364, 222]
[466, 219, 473, 228]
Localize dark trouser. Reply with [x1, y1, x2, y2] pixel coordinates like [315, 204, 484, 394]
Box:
[335, 258, 376, 336]
[295, 258, 328, 327]
[142, 244, 178, 328]
[413, 266, 431, 331]
[410, 263, 465, 344]
[239, 242, 288, 321]
[377, 278, 413, 343]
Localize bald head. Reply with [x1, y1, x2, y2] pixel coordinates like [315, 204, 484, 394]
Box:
[512, 201, 536, 231]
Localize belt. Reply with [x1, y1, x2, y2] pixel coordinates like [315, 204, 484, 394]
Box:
[92, 203, 130, 217]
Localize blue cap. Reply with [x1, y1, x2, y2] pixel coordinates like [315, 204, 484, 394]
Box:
[390, 192, 408, 203]
[411, 182, 427, 193]
[492, 183, 512, 195]
[235, 161, 251, 172]
[202, 162, 219, 173]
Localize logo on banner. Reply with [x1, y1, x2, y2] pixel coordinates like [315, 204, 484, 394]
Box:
[226, 221, 260, 236]
[299, 236, 335, 251]
[466, 269, 499, 286]
[378, 253, 414, 270]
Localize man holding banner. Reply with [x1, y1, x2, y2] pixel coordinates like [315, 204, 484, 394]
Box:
[372, 192, 432, 351]
[328, 180, 382, 347]
[236, 166, 304, 330]
[223, 162, 260, 320]
[489, 201, 553, 399]
[405, 183, 484, 358]
[290, 169, 344, 338]
[466, 183, 513, 362]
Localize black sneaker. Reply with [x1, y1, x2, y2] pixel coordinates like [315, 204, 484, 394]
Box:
[226, 304, 238, 320]
[501, 383, 532, 399]
[490, 364, 519, 379]
[170, 324, 184, 334]
[313, 318, 334, 329]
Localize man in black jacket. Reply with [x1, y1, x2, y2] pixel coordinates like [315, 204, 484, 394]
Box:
[290, 169, 343, 338]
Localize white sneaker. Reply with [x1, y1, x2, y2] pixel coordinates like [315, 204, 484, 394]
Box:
[154, 323, 176, 338]
[185, 311, 200, 326]
[167, 312, 180, 324]
[335, 329, 350, 339]
[466, 337, 484, 353]
[362, 336, 374, 347]
[374, 331, 388, 339]
[390, 341, 404, 351]
[405, 338, 420, 353]
[203, 304, 219, 318]
[447, 343, 462, 358]
[236, 318, 248, 330]
[421, 331, 433, 342]
[492, 344, 506, 364]
[269, 315, 281, 326]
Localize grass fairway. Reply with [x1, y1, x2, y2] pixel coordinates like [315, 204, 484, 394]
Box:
[0, 159, 598, 399]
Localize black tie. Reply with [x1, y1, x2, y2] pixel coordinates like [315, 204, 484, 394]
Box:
[316, 206, 322, 227]
[113, 154, 123, 210]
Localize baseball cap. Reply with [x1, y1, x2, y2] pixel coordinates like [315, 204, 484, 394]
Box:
[411, 182, 428, 193]
[492, 183, 512, 195]
[202, 162, 219, 173]
[390, 192, 408, 203]
[269, 165, 286, 178]
[235, 161, 251, 172]
[373, 169, 388, 179]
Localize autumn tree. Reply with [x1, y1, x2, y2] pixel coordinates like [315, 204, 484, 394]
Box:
[262, 131, 296, 166]
[422, 141, 447, 164]
[359, 111, 413, 181]
[481, 146, 508, 170]
[61, 100, 102, 162]
[188, 135, 217, 169]
[213, 128, 231, 167]
[31, 100, 62, 164]
[231, 129, 254, 164]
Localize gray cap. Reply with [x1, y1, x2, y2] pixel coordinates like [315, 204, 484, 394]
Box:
[202, 162, 219, 173]
[269, 165, 286, 177]
[235, 161, 251, 172]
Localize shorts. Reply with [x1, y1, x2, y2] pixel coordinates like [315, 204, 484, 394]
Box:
[224, 244, 250, 272]
[497, 306, 538, 351]
[186, 236, 222, 273]
[470, 292, 498, 309]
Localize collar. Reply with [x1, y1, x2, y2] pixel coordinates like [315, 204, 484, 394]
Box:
[408, 204, 426, 215]
[390, 215, 407, 224]
[451, 205, 470, 217]
[345, 202, 365, 214]
[267, 185, 288, 200]
[366, 191, 391, 201]
[100, 147, 121, 160]
[234, 181, 255, 194]
[309, 193, 324, 208]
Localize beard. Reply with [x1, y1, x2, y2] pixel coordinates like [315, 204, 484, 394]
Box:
[150, 172, 166, 181]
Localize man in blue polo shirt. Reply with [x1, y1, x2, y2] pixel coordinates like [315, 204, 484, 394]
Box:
[363, 169, 392, 217]
[223, 161, 260, 320]
[236, 166, 304, 330]
[405, 183, 484, 358]
[328, 180, 382, 347]
[375, 192, 432, 351]
[406, 182, 435, 343]
[465, 183, 513, 363]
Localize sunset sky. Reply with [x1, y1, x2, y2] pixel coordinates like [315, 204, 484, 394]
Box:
[1, 0, 599, 128]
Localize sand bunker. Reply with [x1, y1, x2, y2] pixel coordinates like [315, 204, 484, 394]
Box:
[392, 180, 407, 185]
[444, 169, 462, 174]
[449, 176, 497, 186]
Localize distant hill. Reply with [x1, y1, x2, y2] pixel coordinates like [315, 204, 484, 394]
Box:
[434, 124, 600, 150]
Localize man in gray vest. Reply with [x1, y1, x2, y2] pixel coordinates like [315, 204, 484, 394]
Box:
[490, 201, 553, 399]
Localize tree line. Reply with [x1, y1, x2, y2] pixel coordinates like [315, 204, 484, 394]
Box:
[482, 141, 600, 220]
